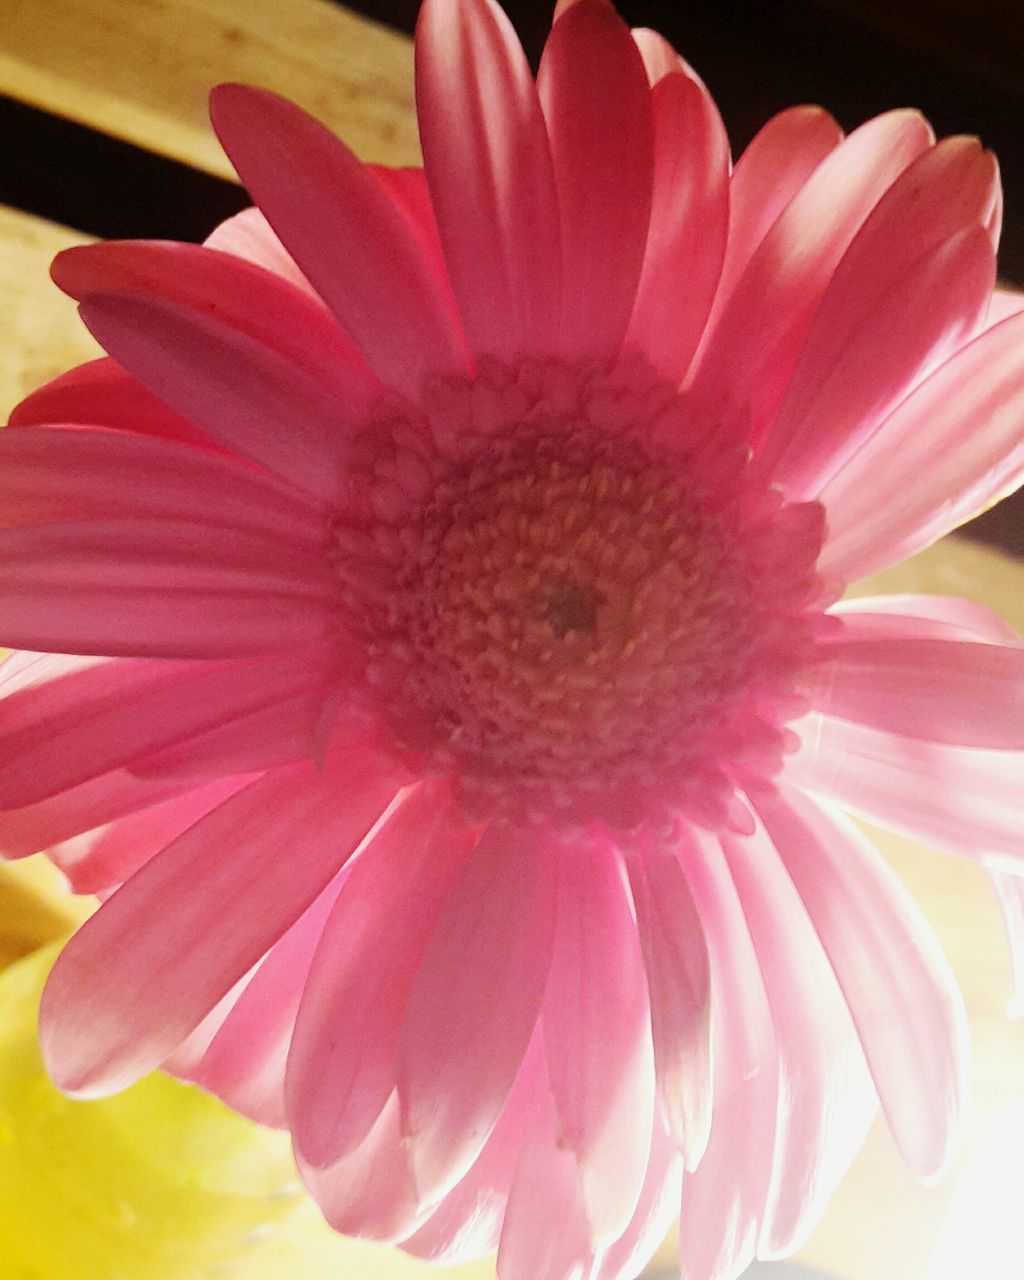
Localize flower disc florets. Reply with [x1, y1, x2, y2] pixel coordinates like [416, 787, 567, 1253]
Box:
[332, 358, 828, 832]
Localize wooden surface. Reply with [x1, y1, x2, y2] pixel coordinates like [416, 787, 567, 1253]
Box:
[1, 0, 421, 176]
[1, 2, 1023, 1277]
[0, 206, 98, 411]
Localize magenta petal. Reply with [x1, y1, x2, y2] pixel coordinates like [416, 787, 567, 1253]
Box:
[397, 822, 558, 1202]
[720, 821, 876, 1257]
[806, 631, 1024, 748]
[625, 66, 729, 385]
[52, 240, 381, 410]
[537, 0, 654, 362]
[543, 840, 655, 1242]
[0, 517, 334, 658]
[0, 425, 327, 541]
[8, 357, 210, 449]
[757, 787, 970, 1181]
[39, 750, 403, 1096]
[818, 311, 1024, 581]
[287, 780, 476, 1167]
[624, 843, 711, 1169]
[416, 0, 561, 362]
[78, 291, 361, 503]
[209, 85, 468, 396]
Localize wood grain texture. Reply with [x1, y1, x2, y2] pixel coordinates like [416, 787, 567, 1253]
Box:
[0, 205, 98, 417]
[1, 0, 421, 178]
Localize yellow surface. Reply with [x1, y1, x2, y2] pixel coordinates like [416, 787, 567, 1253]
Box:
[1, 0, 421, 177]
[0, 937, 488, 1280]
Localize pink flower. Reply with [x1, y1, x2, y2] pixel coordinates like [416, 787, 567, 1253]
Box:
[1, 0, 1023, 1275]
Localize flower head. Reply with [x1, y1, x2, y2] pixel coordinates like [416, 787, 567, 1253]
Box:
[1, 1, 1023, 1277]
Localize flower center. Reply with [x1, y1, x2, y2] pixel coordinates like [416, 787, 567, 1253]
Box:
[335, 360, 827, 833]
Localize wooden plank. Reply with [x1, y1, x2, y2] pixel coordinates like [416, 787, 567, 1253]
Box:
[0, 0, 420, 179]
[0, 205, 99, 418]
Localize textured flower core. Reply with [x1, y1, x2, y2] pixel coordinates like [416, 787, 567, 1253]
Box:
[337, 361, 828, 830]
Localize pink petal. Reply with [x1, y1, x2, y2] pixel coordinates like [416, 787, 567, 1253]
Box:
[630, 26, 683, 84]
[988, 866, 1024, 1019]
[756, 786, 970, 1181]
[828, 593, 1020, 644]
[400, 1043, 541, 1264]
[591, 1121, 683, 1280]
[713, 106, 844, 314]
[497, 1048, 595, 1280]
[763, 226, 995, 499]
[624, 65, 729, 385]
[415, 0, 561, 361]
[189, 859, 353, 1128]
[129, 682, 346, 782]
[0, 767, 202, 863]
[805, 631, 1024, 748]
[287, 780, 475, 1167]
[52, 240, 380, 410]
[720, 820, 876, 1257]
[988, 286, 1024, 324]
[50, 775, 253, 895]
[9, 357, 212, 449]
[761, 141, 998, 494]
[818, 311, 1024, 581]
[397, 822, 558, 1202]
[298, 1093, 425, 1243]
[209, 85, 468, 396]
[203, 206, 314, 293]
[543, 840, 655, 1243]
[162, 969, 260, 1081]
[368, 165, 451, 293]
[0, 516, 334, 658]
[78, 291, 363, 503]
[0, 424, 327, 539]
[688, 110, 933, 451]
[0, 655, 327, 803]
[624, 842, 711, 1169]
[537, 0, 654, 362]
[39, 749, 403, 1096]
[788, 712, 1022, 861]
[676, 827, 777, 1280]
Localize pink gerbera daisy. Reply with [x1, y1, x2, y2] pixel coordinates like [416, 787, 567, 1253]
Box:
[2, 0, 1023, 1276]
